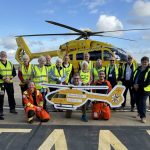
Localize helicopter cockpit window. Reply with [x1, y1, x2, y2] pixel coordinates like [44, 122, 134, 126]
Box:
[76, 53, 84, 60]
[103, 50, 112, 61]
[89, 51, 102, 60]
[69, 54, 73, 60]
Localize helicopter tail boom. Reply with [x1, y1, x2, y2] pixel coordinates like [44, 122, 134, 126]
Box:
[15, 37, 59, 64]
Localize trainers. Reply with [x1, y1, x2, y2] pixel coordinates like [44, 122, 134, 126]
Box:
[141, 118, 146, 123]
[28, 119, 34, 124]
[131, 107, 135, 112]
[10, 109, 18, 114]
[0, 112, 4, 116]
[81, 115, 88, 122]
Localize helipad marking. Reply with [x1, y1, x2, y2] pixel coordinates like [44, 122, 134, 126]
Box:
[146, 130, 150, 135]
[0, 128, 32, 133]
[98, 130, 128, 150]
[38, 129, 67, 150]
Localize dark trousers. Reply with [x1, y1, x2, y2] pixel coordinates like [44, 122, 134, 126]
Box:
[0, 83, 16, 113]
[122, 80, 135, 107]
[20, 84, 28, 106]
[40, 91, 47, 110]
[134, 91, 148, 118]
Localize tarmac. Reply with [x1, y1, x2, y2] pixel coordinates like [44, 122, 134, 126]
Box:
[1, 77, 150, 150]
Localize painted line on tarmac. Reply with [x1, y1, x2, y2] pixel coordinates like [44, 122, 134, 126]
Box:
[0, 128, 32, 133]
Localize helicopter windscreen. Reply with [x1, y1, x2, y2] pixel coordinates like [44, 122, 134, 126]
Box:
[110, 47, 128, 61]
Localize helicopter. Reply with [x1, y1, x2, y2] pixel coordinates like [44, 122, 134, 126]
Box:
[15, 20, 150, 71]
[40, 83, 125, 110]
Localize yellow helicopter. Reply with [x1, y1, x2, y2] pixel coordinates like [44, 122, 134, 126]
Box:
[40, 83, 125, 110]
[15, 20, 150, 71]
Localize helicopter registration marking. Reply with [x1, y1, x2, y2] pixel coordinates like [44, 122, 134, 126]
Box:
[67, 94, 86, 98]
[67, 98, 82, 103]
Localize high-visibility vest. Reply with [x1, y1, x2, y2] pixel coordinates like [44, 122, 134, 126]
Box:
[45, 63, 54, 72]
[122, 62, 137, 79]
[0, 60, 13, 83]
[33, 65, 48, 89]
[45, 64, 55, 83]
[80, 61, 93, 70]
[93, 67, 105, 81]
[21, 64, 33, 83]
[133, 68, 150, 92]
[50, 65, 65, 84]
[105, 64, 119, 80]
[80, 70, 90, 85]
[64, 63, 72, 83]
[144, 68, 150, 92]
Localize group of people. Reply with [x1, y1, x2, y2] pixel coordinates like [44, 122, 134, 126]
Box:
[0, 50, 149, 124]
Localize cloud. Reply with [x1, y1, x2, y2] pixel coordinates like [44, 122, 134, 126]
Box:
[133, 0, 150, 17]
[96, 15, 124, 36]
[82, 0, 106, 13]
[0, 37, 17, 49]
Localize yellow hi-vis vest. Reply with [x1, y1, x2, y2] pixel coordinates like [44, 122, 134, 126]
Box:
[106, 64, 119, 80]
[93, 67, 105, 81]
[45, 64, 55, 83]
[80, 61, 93, 70]
[33, 65, 48, 89]
[144, 68, 150, 92]
[0, 60, 13, 83]
[50, 65, 65, 84]
[133, 68, 150, 92]
[122, 62, 137, 79]
[80, 70, 90, 85]
[21, 64, 33, 83]
[64, 63, 72, 83]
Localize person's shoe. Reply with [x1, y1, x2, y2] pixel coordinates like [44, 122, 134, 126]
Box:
[10, 109, 18, 114]
[0, 116, 4, 120]
[141, 118, 146, 123]
[28, 117, 34, 124]
[119, 106, 125, 111]
[135, 114, 140, 120]
[0, 112, 4, 116]
[28, 119, 34, 124]
[81, 115, 88, 122]
[131, 107, 135, 112]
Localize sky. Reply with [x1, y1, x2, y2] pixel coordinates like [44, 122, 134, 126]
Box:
[0, 0, 150, 63]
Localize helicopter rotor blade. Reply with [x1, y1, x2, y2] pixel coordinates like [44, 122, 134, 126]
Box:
[93, 35, 135, 41]
[15, 33, 81, 37]
[91, 28, 150, 35]
[75, 35, 84, 40]
[45, 20, 86, 35]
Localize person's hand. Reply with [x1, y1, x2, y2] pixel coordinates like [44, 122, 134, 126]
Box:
[133, 84, 139, 91]
[4, 77, 10, 83]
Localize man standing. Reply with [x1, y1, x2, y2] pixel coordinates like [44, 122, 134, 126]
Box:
[132, 56, 150, 123]
[122, 55, 137, 110]
[105, 56, 119, 88]
[0, 51, 17, 120]
[62, 54, 74, 84]
[92, 59, 105, 83]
